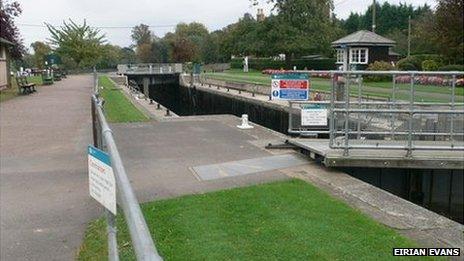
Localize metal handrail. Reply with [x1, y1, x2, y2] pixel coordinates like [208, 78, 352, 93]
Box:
[92, 69, 163, 260]
[287, 70, 464, 156]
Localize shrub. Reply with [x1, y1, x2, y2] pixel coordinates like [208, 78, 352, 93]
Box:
[438, 64, 464, 71]
[397, 61, 417, 71]
[365, 61, 394, 81]
[421, 60, 440, 71]
[397, 54, 445, 71]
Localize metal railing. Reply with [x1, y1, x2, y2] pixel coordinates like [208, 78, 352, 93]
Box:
[91, 69, 163, 260]
[118, 63, 183, 75]
[288, 70, 464, 157]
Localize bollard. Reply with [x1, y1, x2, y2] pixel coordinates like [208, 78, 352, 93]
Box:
[252, 92, 255, 97]
[156, 103, 161, 110]
[269, 95, 272, 101]
[227, 88, 229, 92]
[149, 99, 154, 104]
[209, 84, 211, 88]
[165, 109, 170, 116]
[237, 114, 254, 129]
[217, 86, 220, 90]
[238, 90, 241, 94]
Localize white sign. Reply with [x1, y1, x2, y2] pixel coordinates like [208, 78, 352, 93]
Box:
[301, 106, 328, 126]
[88, 146, 116, 214]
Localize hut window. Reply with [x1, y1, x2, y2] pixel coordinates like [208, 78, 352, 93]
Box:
[349, 48, 368, 64]
[336, 49, 345, 64]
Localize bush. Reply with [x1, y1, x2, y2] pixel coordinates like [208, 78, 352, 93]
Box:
[396, 54, 445, 71]
[230, 57, 336, 71]
[365, 61, 394, 81]
[438, 64, 464, 71]
[421, 60, 440, 71]
[397, 61, 417, 71]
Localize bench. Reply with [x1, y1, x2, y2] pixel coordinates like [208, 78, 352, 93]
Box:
[42, 72, 53, 85]
[16, 76, 37, 94]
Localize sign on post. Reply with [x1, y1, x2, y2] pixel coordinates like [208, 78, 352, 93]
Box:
[271, 73, 309, 100]
[88, 145, 116, 214]
[301, 104, 328, 126]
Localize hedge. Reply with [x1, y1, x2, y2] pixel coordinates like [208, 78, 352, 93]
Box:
[230, 58, 336, 71]
[438, 64, 464, 71]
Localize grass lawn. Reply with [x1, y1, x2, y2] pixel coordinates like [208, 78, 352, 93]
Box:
[205, 69, 463, 103]
[0, 75, 43, 103]
[98, 76, 149, 123]
[78, 179, 428, 260]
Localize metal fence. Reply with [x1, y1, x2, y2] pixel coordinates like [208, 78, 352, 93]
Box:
[117, 63, 183, 75]
[91, 70, 163, 260]
[288, 70, 464, 156]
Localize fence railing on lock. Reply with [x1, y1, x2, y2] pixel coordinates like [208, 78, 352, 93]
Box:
[288, 70, 464, 157]
[91, 69, 163, 261]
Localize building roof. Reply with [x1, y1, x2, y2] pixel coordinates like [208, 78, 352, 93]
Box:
[332, 30, 396, 47]
[0, 37, 15, 46]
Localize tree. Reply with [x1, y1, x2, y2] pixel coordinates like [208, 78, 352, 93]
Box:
[433, 0, 463, 64]
[97, 44, 122, 69]
[131, 24, 153, 46]
[266, 0, 340, 62]
[136, 42, 153, 63]
[119, 47, 137, 64]
[30, 41, 51, 69]
[0, 0, 25, 59]
[46, 19, 106, 68]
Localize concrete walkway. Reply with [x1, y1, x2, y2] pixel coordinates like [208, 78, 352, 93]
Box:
[0, 75, 98, 260]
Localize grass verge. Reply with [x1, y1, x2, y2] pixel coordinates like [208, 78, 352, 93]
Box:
[78, 179, 427, 260]
[98, 76, 149, 123]
[205, 69, 463, 103]
[0, 76, 43, 103]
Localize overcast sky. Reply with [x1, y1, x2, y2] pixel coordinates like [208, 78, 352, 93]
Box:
[15, 0, 436, 51]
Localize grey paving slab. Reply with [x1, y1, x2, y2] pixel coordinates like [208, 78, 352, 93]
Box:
[0, 75, 98, 261]
[193, 154, 308, 181]
[110, 116, 291, 202]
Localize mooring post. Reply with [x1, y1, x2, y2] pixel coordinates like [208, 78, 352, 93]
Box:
[149, 99, 154, 104]
[165, 109, 170, 116]
[156, 103, 161, 110]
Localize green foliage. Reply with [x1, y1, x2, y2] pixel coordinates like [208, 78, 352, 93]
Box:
[397, 61, 417, 71]
[434, 0, 464, 64]
[78, 180, 418, 260]
[46, 19, 106, 68]
[438, 64, 464, 71]
[30, 41, 51, 69]
[397, 54, 445, 71]
[131, 24, 153, 46]
[366, 61, 394, 82]
[230, 57, 336, 70]
[421, 60, 439, 71]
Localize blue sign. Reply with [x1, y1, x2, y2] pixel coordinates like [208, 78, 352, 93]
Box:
[271, 73, 310, 101]
[88, 145, 111, 166]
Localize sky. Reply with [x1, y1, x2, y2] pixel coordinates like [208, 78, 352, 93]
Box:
[14, 0, 436, 51]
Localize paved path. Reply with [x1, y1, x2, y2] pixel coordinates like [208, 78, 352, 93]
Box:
[0, 75, 98, 260]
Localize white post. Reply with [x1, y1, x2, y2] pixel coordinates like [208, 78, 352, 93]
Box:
[243, 56, 249, 73]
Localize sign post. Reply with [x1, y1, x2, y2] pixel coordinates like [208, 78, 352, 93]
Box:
[271, 73, 309, 101]
[88, 145, 116, 215]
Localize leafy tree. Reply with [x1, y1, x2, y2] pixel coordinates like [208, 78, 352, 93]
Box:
[30, 41, 51, 69]
[46, 19, 106, 68]
[131, 24, 153, 46]
[266, 0, 340, 62]
[152, 39, 170, 63]
[97, 44, 122, 69]
[119, 47, 137, 64]
[0, 0, 25, 58]
[136, 42, 153, 63]
[433, 0, 463, 64]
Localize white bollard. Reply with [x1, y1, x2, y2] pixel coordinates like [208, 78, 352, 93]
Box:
[237, 114, 254, 129]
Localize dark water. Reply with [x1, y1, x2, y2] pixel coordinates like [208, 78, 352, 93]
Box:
[130, 77, 463, 224]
